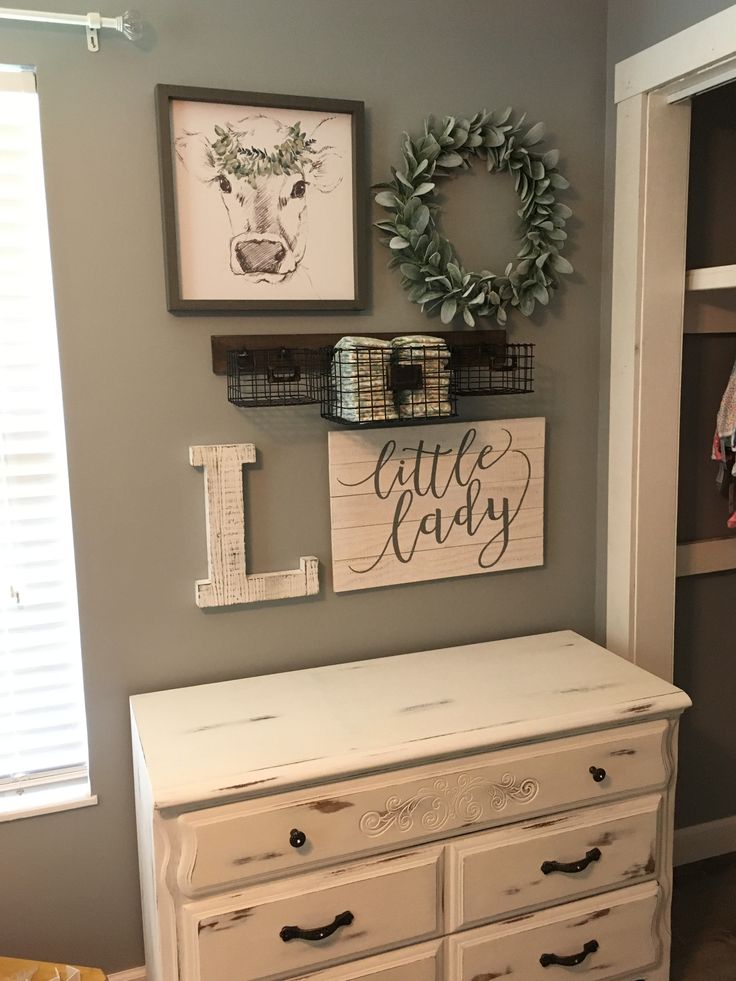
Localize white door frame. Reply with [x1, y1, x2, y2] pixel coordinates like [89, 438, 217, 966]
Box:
[607, 5, 736, 682]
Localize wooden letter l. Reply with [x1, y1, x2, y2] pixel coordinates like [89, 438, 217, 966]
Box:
[190, 443, 319, 608]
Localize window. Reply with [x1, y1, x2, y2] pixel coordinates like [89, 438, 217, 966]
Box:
[0, 66, 92, 818]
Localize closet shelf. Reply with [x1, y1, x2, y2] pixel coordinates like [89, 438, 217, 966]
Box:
[676, 536, 736, 577]
[686, 264, 736, 291]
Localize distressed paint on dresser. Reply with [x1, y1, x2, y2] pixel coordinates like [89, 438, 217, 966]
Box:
[180, 847, 444, 981]
[447, 881, 660, 980]
[446, 793, 662, 929]
[130, 631, 688, 809]
[174, 721, 668, 895]
[131, 631, 690, 981]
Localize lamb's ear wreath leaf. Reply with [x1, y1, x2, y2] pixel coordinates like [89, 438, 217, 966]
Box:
[374, 110, 573, 327]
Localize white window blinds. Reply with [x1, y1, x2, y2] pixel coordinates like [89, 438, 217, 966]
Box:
[0, 67, 91, 816]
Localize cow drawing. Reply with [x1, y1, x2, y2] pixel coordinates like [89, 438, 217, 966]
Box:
[175, 115, 344, 284]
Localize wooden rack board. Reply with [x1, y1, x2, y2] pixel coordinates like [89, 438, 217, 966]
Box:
[211, 330, 507, 375]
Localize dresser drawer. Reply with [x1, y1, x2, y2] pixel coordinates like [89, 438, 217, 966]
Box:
[174, 721, 668, 895]
[179, 847, 443, 981]
[290, 941, 442, 981]
[446, 881, 660, 981]
[447, 794, 661, 929]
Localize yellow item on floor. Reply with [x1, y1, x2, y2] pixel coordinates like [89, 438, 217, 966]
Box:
[0, 958, 106, 981]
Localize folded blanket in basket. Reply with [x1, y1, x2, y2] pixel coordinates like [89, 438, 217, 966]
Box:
[391, 336, 452, 418]
[391, 334, 448, 348]
[328, 337, 396, 421]
[398, 401, 454, 418]
[335, 405, 398, 423]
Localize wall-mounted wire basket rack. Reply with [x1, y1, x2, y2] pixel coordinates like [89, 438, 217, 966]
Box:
[226, 348, 326, 407]
[222, 333, 534, 426]
[451, 343, 535, 396]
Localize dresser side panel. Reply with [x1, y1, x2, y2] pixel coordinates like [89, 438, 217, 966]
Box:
[132, 712, 178, 981]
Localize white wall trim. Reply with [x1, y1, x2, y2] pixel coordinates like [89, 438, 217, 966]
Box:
[0, 792, 97, 824]
[615, 3, 736, 103]
[108, 969, 145, 981]
[674, 815, 736, 866]
[606, 89, 691, 682]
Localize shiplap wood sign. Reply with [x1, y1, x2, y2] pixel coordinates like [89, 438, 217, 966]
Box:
[190, 444, 319, 607]
[328, 418, 544, 592]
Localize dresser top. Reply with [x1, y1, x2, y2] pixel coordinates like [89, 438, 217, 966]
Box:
[130, 630, 689, 810]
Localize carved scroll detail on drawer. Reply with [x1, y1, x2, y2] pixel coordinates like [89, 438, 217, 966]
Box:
[360, 772, 540, 837]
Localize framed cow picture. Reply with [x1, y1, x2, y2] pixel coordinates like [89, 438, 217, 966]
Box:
[155, 84, 366, 312]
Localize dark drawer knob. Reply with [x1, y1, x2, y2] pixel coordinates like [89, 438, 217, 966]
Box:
[280, 910, 354, 943]
[541, 847, 602, 875]
[289, 828, 307, 849]
[540, 939, 599, 967]
[589, 765, 607, 783]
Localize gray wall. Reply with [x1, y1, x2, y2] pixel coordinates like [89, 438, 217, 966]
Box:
[606, 0, 736, 59]
[0, 1, 608, 972]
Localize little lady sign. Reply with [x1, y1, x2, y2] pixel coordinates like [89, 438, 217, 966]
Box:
[328, 418, 545, 592]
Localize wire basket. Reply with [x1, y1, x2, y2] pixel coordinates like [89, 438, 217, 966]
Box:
[227, 348, 326, 407]
[321, 343, 457, 426]
[451, 343, 535, 396]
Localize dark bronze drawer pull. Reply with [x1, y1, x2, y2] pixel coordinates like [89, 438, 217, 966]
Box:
[541, 847, 602, 875]
[540, 939, 599, 967]
[589, 765, 607, 783]
[289, 828, 307, 849]
[280, 910, 354, 943]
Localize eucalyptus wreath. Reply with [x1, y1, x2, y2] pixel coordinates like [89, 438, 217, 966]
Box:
[374, 109, 573, 326]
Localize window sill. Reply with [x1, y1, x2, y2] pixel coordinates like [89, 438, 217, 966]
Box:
[0, 791, 98, 823]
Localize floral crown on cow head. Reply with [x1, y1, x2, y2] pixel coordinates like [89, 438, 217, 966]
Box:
[206, 122, 318, 188]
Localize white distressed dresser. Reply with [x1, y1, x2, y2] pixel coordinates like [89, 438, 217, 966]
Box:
[131, 630, 690, 981]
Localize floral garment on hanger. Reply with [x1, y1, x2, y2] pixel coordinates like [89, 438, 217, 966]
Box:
[712, 356, 736, 530]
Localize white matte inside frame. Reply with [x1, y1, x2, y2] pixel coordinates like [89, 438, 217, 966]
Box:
[170, 99, 355, 301]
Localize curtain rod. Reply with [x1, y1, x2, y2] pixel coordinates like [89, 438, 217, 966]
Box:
[0, 6, 142, 51]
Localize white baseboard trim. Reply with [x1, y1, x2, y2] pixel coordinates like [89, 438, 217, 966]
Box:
[108, 969, 145, 981]
[674, 814, 736, 866]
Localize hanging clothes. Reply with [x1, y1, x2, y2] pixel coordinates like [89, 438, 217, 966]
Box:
[715, 357, 736, 444]
[712, 357, 736, 528]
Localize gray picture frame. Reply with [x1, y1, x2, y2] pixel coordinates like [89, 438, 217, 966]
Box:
[155, 84, 367, 313]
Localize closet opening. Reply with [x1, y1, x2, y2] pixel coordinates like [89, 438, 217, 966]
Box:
[675, 80, 736, 844]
